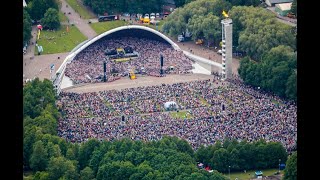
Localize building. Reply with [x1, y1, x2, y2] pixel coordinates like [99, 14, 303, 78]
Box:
[275, 3, 292, 16]
[221, 18, 232, 80]
[265, 0, 293, 7]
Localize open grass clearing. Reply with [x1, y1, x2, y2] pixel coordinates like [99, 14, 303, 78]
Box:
[35, 25, 87, 55]
[90, 20, 129, 34]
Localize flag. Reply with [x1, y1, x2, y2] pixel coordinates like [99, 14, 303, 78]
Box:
[222, 10, 229, 18]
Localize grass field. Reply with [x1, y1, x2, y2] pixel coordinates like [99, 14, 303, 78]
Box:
[170, 110, 193, 119]
[199, 97, 210, 106]
[224, 168, 282, 180]
[59, 11, 68, 22]
[90, 21, 129, 34]
[35, 25, 87, 55]
[23, 171, 33, 180]
[65, 0, 95, 19]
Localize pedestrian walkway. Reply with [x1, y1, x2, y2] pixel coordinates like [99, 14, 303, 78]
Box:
[60, 0, 97, 39]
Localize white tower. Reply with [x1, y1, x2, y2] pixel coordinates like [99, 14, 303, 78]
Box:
[221, 18, 232, 80]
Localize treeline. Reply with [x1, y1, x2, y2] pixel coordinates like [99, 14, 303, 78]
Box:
[25, 0, 59, 21]
[24, 79, 290, 179]
[83, 0, 166, 15]
[238, 45, 297, 100]
[195, 139, 288, 173]
[229, 6, 296, 60]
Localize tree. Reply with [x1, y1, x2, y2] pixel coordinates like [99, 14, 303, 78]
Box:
[46, 142, 61, 158]
[27, 0, 58, 20]
[33, 171, 49, 180]
[212, 148, 229, 172]
[163, 0, 231, 41]
[291, 0, 297, 16]
[78, 138, 100, 169]
[23, 8, 32, 46]
[80, 167, 95, 180]
[47, 156, 78, 180]
[286, 71, 297, 101]
[23, 78, 56, 118]
[283, 152, 297, 180]
[41, 8, 60, 30]
[30, 140, 48, 172]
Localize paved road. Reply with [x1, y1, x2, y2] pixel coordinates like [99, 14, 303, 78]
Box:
[63, 74, 227, 93]
[60, 0, 97, 39]
[23, 52, 69, 81]
[266, 7, 297, 27]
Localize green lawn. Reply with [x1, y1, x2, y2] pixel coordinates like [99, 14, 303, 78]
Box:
[90, 21, 129, 34]
[65, 0, 95, 19]
[199, 97, 210, 106]
[271, 99, 284, 106]
[225, 168, 282, 180]
[170, 110, 193, 119]
[59, 11, 68, 22]
[23, 171, 33, 180]
[35, 25, 87, 55]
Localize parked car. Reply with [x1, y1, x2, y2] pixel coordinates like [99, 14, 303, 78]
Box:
[178, 35, 184, 42]
[217, 50, 222, 54]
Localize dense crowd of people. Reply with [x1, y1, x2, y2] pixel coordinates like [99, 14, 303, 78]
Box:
[57, 78, 297, 152]
[65, 37, 193, 84]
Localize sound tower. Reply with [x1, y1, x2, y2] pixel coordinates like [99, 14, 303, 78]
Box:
[160, 54, 164, 75]
[103, 61, 107, 82]
[160, 54, 164, 66]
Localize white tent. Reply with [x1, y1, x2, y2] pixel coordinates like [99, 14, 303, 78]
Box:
[164, 101, 177, 109]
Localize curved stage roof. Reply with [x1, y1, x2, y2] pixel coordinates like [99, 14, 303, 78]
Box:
[53, 25, 222, 94]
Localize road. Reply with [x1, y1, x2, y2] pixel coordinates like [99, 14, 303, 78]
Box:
[63, 74, 227, 93]
[60, 0, 97, 39]
[266, 7, 297, 27]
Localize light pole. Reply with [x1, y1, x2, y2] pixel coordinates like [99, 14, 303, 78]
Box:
[278, 159, 281, 173]
[229, 165, 231, 180]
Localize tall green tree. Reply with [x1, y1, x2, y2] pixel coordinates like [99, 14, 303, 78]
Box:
[23, 8, 32, 46]
[291, 0, 297, 15]
[30, 140, 48, 172]
[212, 148, 229, 172]
[47, 156, 78, 180]
[78, 138, 100, 169]
[283, 152, 297, 180]
[80, 167, 95, 180]
[41, 8, 60, 30]
[23, 78, 56, 118]
[27, 0, 58, 20]
[286, 71, 297, 101]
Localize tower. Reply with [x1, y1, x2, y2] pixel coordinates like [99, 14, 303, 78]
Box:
[221, 18, 232, 80]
